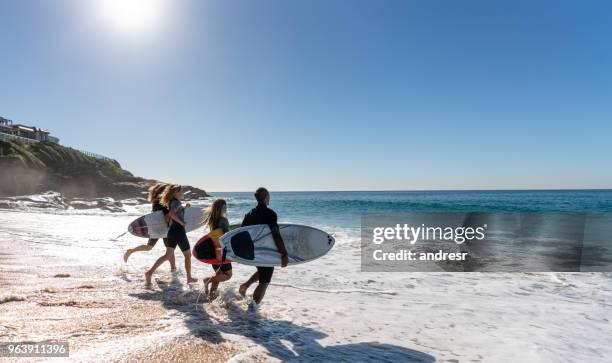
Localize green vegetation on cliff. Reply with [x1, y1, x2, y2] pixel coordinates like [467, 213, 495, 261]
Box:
[0, 140, 209, 199]
[0, 139, 46, 169]
[1, 140, 134, 181]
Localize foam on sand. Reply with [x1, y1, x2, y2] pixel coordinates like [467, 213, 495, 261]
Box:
[0, 208, 611, 362]
[270, 282, 397, 295]
[0, 295, 26, 304]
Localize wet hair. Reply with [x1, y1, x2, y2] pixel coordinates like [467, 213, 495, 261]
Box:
[147, 182, 167, 203]
[159, 184, 182, 208]
[202, 199, 227, 230]
[254, 187, 269, 203]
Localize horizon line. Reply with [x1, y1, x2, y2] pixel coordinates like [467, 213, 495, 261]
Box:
[205, 188, 612, 193]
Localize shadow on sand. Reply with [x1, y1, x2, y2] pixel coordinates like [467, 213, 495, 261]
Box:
[131, 282, 435, 362]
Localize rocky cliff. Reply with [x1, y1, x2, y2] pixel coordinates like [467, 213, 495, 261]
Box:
[0, 140, 210, 200]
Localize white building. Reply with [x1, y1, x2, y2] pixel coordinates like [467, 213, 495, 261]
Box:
[0, 117, 60, 143]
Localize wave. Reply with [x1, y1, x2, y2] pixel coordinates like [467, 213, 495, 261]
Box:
[0, 294, 26, 304]
[0, 191, 150, 216]
[0, 191, 214, 216]
[270, 282, 397, 295]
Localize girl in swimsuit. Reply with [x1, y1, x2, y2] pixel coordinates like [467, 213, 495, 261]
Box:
[123, 183, 176, 271]
[145, 184, 197, 285]
[201, 199, 232, 296]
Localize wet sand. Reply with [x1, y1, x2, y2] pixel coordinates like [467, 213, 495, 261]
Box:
[2, 209, 612, 362]
[0, 251, 240, 362]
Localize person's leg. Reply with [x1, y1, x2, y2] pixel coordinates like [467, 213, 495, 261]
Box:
[252, 283, 269, 304]
[124, 243, 154, 262]
[163, 238, 176, 271]
[168, 253, 176, 272]
[176, 232, 196, 283]
[204, 265, 220, 294]
[252, 267, 274, 304]
[210, 263, 232, 293]
[209, 280, 218, 295]
[239, 270, 259, 297]
[182, 249, 197, 283]
[210, 269, 232, 296]
[145, 247, 174, 284]
[213, 269, 232, 283]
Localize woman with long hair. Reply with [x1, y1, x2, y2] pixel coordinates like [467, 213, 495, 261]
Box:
[200, 199, 232, 296]
[145, 184, 197, 285]
[123, 182, 176, 271]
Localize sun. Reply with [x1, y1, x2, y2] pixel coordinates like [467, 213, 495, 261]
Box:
[96, 0, 166, 35]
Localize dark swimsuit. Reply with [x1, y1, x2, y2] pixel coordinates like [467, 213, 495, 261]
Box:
[164, 199, 191, 252]
[241, 203, 278, 284]
[147, 202, 170, 246]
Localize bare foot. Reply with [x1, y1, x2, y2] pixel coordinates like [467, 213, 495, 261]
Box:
[248, 300, 260, 312]
[187, 276, 197, 284]
[202, 277, 212, 294]
[208, 290, 218, 301]
[144, 271, 152, 285]
[123, 249, 133, 263]
[238, 283, 248, 297]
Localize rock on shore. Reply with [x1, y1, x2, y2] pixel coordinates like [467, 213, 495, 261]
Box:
[0, 140, 210, 200]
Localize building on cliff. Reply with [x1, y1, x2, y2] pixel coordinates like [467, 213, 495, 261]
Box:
[0, 117, 60, 144]
[1, 116, 111, 161]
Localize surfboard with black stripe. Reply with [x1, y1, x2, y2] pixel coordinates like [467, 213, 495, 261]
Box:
[127, 207, 204, 238]
[219, 224, 335, 267]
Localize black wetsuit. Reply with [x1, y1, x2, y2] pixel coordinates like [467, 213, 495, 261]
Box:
[164, 198, 191, 251]
[241, 203, 279, 284]
[147, 202, 170, 246]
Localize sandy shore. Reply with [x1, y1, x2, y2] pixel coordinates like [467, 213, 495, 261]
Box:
[0, 247, 241, 362]
[1, 209, 612, 362]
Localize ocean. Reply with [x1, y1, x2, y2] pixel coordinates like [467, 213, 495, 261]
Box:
[211, 189, 612, 229]
[1, 190, 611, 361]
[209, 190, 612, 273]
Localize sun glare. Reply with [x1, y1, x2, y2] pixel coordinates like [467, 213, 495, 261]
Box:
[97, 0, 166, 35]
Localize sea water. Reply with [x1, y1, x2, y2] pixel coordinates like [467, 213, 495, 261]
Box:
[211, 189, 612, 229]
[205, 190, 612, 272]
[2, 190, 612, 361]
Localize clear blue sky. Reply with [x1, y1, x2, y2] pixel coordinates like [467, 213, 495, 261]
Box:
[1, 0, 611, 191]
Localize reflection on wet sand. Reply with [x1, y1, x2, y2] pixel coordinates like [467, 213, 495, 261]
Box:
[132, 281, 435, 362]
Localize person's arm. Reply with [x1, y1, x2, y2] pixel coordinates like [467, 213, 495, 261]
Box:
[268, 211, 288, 267]
[216, 218, 230, 261]
[169, 207, 185, 227]
[212, 237, 223, 261]
[271, 226, 288, 267]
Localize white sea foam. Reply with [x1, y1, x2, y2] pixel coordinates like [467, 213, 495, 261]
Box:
[270, 282, 397, 295]
[1, 208, 611, 362]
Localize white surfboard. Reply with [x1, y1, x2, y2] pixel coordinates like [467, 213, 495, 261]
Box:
[128, 207, 203, 238]
[219, 224, 335, 267]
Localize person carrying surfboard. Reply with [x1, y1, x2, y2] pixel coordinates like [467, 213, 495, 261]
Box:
[199, 199, 232, 297]
[123, 182, 176, 271]
[145, 184, 197, 285]
[238, 187, 288, 305]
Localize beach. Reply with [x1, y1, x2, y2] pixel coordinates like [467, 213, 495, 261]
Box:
[2, 0, 611, 360]
[1, 191, 611, 362]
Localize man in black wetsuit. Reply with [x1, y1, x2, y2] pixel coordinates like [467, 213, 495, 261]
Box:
[238, 187, 288, 304]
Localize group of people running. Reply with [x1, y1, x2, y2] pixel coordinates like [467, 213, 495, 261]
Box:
[123, 183, 288, 304]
